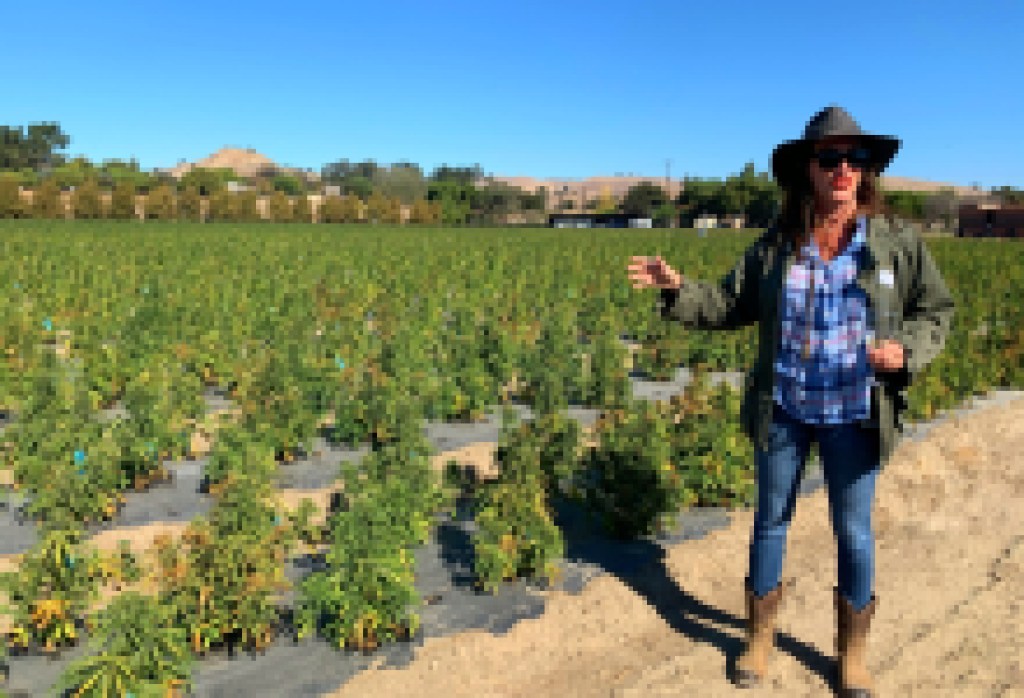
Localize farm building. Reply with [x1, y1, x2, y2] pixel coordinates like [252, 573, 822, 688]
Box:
[693, 214, 747, 230]
[548, 213, 651, 228]
[958, 203, 1024, 238]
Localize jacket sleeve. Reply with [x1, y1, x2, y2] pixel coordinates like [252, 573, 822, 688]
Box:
[891, 234, 955, 380]
[657, 237, 763, 330]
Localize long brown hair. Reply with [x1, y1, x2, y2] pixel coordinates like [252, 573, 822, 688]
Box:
[774, 154, 889, 248]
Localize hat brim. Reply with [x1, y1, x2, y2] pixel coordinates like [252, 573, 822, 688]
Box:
[771, 135, 900, 185]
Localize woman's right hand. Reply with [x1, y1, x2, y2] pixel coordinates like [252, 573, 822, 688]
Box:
[627, 255, 683, 290]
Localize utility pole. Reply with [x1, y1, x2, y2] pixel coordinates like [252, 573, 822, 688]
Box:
[665, 159, 674, 227]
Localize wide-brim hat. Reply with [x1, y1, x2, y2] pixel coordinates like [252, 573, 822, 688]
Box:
[771, 105, 901, 186]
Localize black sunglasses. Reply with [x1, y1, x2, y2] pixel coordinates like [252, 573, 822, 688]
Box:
[814, 147, 873, 170]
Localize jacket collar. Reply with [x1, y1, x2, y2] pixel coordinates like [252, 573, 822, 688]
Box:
[776, 213, 890, 272]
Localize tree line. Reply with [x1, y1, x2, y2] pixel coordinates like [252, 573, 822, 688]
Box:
[0, 177, 449, 224]
[2, 121, 1022, 228]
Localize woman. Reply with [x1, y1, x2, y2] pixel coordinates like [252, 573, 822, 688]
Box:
[627, 105, 955, 696]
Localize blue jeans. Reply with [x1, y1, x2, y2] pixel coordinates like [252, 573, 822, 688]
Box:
[749, 401, 880, 612]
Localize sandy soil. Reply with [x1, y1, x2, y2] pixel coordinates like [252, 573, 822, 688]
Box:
[325, 395, 1024, 698]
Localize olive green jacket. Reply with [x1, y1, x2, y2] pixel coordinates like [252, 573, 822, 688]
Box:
[658, 215, 956, 468]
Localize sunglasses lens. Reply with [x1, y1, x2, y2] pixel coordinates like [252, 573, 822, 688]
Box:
[849, 148, 872, 167]
[817, 150, 842, 169]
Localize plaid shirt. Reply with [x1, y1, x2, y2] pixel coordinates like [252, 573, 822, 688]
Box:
[773, 215, 874, 425]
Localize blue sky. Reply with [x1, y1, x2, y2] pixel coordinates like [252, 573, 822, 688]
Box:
[3, 0, 1021, 188]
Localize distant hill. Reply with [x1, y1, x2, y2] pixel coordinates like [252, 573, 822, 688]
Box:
[878, 176, 988, 197]
[160, 148, 319, 182]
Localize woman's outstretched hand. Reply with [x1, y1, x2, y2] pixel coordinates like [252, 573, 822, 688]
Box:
[627, 255, 683, 290]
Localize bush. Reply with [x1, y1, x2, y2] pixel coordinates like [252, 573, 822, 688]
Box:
[272, 174, 304, 196]
[72, 179, 104, 219]
[32, 179, 64, 219]
[207, 190, 236, 222]
[408, 198, 441, 224]
[0, 176, 27, 218]
[268, 190, 293, 222]
[145, 185, 177, 220]
[664, 371, 756, 509]
[578, 399, 684, 540]
[470, 407, 566, 594]
[318, 195, 343, 223]
[0, 527, 116, 656]
[365, 192, 392, 224]
[152, 459, 294, 658]
[109, 180, 137, 220]
[237, 190, 261, 222]
[293, 194, 312, 223]
[54, 591, 194, 698]
[294, 470, 422, 652]
[178, 185, 202, 222]
[582, 311, 632, 409]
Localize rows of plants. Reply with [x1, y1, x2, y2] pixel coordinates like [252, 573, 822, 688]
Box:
[0, 358, 756, 695]
[0, 220, 1020, 696]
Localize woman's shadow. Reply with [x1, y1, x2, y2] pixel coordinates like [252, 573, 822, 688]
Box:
[434, 457, 844, 693]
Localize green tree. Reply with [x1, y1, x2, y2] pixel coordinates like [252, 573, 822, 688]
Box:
[677, 177, 721, 226]
[0, 122, 70, 170]
[294, 193, 312, 223]
[178, 185, 202, 222]
[621, 182, 667, 217]
[145, 185, 177, 220]
[992, 186, 1024, 206]
[653, 201, 677, 228]
[882, 190, 927, 220]
[72, 178, 104, 219]
[474, 181, 525, 224]
[109, 180, 137, 220]
[430, 164, 483, 186]
[268, 190, 293, 222]
[32, 179, 64, 219]
[272, 173, 304, 196]
[178, 167, 237, 196]
[49, 156, 95, 189]
[426, 180, 472, 225]
[342, 175, 373, 200]
[373, 162, 427, 205]
[321, 159, 379, 199]
[521, 186, 548, 212]
[731, 164, 781, 229]
[97, 158, 157, 192]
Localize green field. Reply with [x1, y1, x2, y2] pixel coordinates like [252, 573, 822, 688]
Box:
[0, 219, 1021, 695]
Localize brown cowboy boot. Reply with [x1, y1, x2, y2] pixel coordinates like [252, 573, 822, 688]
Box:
[732, 576, 785, 688]
[835, 587, 878, 698]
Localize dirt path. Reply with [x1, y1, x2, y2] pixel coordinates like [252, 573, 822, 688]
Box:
[327, 395, 1024, 698]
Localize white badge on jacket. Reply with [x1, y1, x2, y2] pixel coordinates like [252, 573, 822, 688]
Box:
[878, 268, 895, 287]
